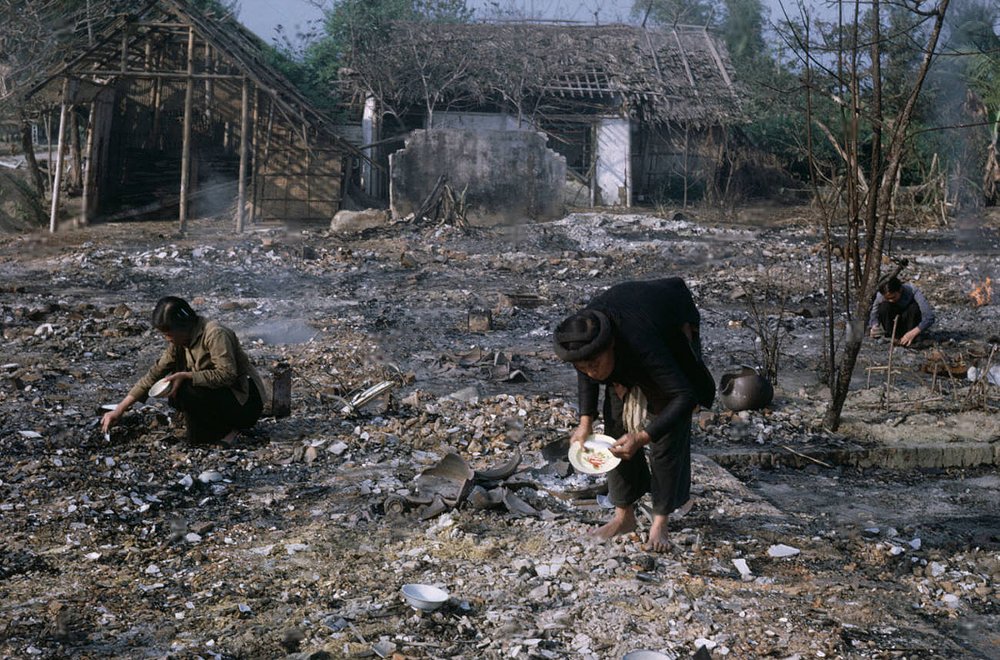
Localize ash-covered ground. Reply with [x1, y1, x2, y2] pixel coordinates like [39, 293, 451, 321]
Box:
[1, 207, 998, 659]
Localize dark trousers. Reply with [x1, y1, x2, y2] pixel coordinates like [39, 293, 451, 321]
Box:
[171, 379, 263, 444]
[876, 299, 922, 339]
[603, 386, 692, 516]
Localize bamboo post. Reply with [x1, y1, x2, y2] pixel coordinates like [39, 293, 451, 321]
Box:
[253, 98, 274, 223]
[69, 110, 82, 190]
[179, 26, 195, 232]
[249, 89, 260, 222]
[49, 78, 70, 233]
[236, 77, 250, 233]
[45, 114, 53, 192]
[79, 102, 96, 226]
[683, 123, 690, 208]
[204, 43, 213, 126]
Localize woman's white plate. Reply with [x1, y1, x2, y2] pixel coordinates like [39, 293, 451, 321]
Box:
[149, 377, 172, 398]
[568, 434, 621, 474]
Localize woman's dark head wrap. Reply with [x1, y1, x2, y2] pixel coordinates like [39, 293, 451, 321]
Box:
[553, 309, 612, 362]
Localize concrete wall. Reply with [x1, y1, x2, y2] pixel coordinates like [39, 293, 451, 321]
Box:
[389, 128, 566, 225]
[596, 117, 631, 207]
[433, 111, 530, 132]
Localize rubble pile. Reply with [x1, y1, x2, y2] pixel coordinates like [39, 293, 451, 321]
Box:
[1, 208, 998, 658]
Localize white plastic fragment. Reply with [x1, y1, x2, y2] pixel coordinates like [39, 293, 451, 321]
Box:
[732, 557, 752, 579]
[198, 470, 223, 483]
[767, 544, 800, 558]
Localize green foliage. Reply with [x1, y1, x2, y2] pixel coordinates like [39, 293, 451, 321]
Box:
[719, 0, 766, 76]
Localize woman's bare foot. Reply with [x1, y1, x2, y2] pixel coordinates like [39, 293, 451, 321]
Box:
[642, 514, 671, 552]
[592, 506, 638, 541]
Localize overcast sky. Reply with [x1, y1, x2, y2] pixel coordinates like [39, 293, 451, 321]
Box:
[237, 0, 822, 46]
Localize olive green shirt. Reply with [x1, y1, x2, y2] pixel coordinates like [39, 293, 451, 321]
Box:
[129, 317, 266, 406]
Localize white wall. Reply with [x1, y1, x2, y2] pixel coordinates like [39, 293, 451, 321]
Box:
[596, 117, 631, 207]
[433, 111, 531, 132]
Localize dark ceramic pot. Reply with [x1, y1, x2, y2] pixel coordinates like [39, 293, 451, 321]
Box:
[718, 367, 774, 412]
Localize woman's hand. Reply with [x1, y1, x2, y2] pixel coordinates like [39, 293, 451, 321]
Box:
[101, 394, 137, 433]
[610, 431, 651, 460]
[101, 409, 122, 433]
[569, 416, 594, 447]
[898, 327, 921, 346]
[165, 371, 193, 398]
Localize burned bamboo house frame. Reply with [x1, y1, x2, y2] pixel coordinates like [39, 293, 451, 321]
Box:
[24, 0, 359, 233]
[344, 22, 744, 207]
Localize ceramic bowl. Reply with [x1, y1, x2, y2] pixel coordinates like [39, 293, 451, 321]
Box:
[149, 377, 172, 398]
[401, 583, 449, 611]
[622, 651, 674, 660]
[567, 434, 621, 475]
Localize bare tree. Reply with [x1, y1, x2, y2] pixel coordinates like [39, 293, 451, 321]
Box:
[779, 0, 952, 430]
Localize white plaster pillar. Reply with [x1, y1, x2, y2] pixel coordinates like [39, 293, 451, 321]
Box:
[361, 95, 377, 196]
[595, 117, 631, 207]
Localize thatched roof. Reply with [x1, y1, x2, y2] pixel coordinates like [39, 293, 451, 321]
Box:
[345, 22, 744, 127]
[23, 0, 357, 155]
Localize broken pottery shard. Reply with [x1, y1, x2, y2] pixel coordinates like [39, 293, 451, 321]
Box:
[415, 452, 474, 505]
[732, 557, 752, 579]
[767, 544, 800, 558]
[502, 490, 541, 518]
[473, 450, 522, 483]
[419, 494, 450, 520]
[372, 640, 397, 658]
[467, 485, 496, 510]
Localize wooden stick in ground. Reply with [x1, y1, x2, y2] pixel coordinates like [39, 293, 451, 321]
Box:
[884, 316, 899, 411]
[413, 174, 446, 222]
[781, 445, 833, 468]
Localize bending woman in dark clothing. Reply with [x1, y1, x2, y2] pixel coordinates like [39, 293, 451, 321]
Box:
[101, 296, 266, 446]
[554, 279, 714, 551]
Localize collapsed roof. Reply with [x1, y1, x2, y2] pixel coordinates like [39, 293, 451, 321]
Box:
[24, 0, 354, 153]
[344, 22, 744, 127]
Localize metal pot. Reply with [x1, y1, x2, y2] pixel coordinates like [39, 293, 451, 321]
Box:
[718, 367, 774, 411]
